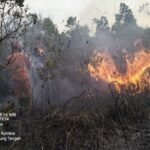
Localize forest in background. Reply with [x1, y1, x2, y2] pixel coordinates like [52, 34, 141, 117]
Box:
[0, 0, 150, 149]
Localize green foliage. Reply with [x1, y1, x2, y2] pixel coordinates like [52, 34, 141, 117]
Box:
[43, 18, 58, 35]
[15, 0, 24, 6]
[0, 0, 37, 43]
[1, 0, 24, 6]
[45, 59, 58, 69]
[66, 16, 77, 27]
[112, 3, 136, 32]
[0, 0, 37, 97]
[94, 16, 110, 33]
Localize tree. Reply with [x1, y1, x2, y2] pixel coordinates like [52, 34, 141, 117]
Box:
[23, 16, 63, 82]
[66, 17, 77, 28]
[0, 0, 37, 44]
[112, 3, 136, 31]
[93, 16, 110, 34]
[0, 0, 37, 97]
[43, 18, 58, 36]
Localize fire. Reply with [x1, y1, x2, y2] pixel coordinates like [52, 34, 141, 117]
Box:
[87, 49, 150, 94]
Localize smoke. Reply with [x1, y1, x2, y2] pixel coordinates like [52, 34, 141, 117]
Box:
[1, 2, 149, 111]
[79, 0, 117, 33]
[139, 2, 150, 15]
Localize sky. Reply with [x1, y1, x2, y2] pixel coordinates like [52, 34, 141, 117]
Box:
[25, 0, 150, 32]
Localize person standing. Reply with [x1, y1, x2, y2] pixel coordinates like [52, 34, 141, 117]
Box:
[7, 39, 32, 114]
[30, 47, 44, 111]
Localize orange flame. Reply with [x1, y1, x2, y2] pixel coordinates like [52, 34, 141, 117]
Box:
[87, 49, 150, 94]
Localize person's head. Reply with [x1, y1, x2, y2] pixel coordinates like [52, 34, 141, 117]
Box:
[11, 39, 23, 52]
[34, 47, 44, 56]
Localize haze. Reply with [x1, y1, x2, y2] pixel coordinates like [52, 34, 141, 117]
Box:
[25, 0, 150, 31]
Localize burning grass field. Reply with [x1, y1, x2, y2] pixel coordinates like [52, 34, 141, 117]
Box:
[88, 48, 150, 94]
[0, 1, 150, 149]
[1, 47, 150, 150]
[1, 92, 150, 150]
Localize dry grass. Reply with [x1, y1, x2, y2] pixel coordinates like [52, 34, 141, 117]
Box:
[1, 94, 150, 150]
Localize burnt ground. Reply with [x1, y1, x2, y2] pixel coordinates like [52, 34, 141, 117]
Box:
[0, 93, 150, 150]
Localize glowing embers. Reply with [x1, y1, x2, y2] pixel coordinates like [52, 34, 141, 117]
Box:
[87, 49, 150, 94]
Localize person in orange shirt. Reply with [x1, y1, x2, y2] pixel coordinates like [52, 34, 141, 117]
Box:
[7, 40, 32, 113]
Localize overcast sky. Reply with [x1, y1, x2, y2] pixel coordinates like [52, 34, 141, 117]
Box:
[25, 0, 150, 32]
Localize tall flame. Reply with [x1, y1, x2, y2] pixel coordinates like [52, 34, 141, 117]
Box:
[87, 49, 150, 94]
